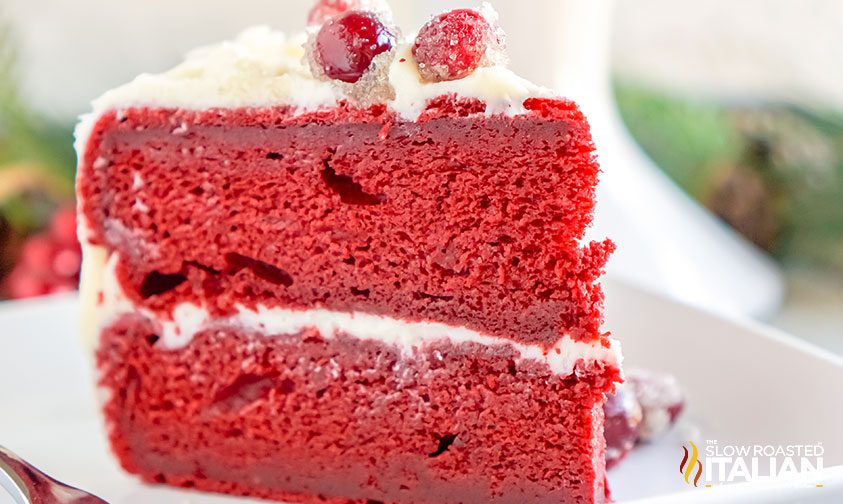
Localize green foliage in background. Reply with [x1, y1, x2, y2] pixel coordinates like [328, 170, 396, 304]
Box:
[0, 22, 76, 231]
[616, 82, 843, 273]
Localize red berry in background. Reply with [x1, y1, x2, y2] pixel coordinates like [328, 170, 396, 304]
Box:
[626, 369, 685, 442]
[413, 9, 504, 82]
[52, 248, 82, 278]
[603, 383, 643, 469]
[2, 205, 82, 300]
[315, 10, 396, 83]
[18, 234, 56, 270]
[307, 0, 390, 27]
[308, 0, 359, 26]
[4, 268, 51, 299]
[49, 205, 78, 246]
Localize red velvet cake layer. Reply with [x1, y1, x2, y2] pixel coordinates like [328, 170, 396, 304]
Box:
[78, 98, 612, 347]
[97, 315, 617, 504]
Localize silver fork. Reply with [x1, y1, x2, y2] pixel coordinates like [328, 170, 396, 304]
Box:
[0, 446, 108, 504]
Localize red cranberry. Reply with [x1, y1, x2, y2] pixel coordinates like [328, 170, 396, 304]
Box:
[4, 268, 51, 299]
[52, 248, 82, 278]
[3, 205, 82, 299]
[307, 0, 390, 26]
[308, 0, 359, 26]
[18, 234, 56, 271]
[626, 369, 685, 442]
[49, 206, 78, 246]
[413, 9, 503, 82]
[603, 383, 643, 469]
[315, 10, 396, 83]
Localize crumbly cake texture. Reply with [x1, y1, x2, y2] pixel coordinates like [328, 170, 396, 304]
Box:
[76, 4, 621, 504]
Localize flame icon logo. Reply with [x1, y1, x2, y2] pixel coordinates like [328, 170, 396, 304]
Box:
[680, 441, 703, 487]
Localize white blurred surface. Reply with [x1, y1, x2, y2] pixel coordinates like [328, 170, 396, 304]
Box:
[774, 268, 843, 357]
[613, 0, 843, 113]
[3, 0, 842, 118]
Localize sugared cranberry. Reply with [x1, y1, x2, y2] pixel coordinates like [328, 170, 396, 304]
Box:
[315, 10, 396, 83]
[626, 369, 685, 442]
[308, 0, 358, 26]
[603, 383, 643, 469]
[307, 0, 390, 26]
[413, 9, 503, 82]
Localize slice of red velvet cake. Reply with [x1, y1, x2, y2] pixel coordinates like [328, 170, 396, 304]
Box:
[76, 2, 622, 503]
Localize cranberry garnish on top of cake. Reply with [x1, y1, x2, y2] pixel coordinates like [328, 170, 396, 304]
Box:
[75, 2, 622, 503]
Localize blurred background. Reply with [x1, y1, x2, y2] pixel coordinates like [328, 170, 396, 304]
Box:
[0, 1, 840, 353]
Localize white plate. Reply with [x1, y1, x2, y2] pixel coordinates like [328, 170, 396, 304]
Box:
[0, 279, 841, 503]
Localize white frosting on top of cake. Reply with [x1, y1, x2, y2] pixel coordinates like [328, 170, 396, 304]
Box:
[74, 23, 555, 153]
[388, 43, 547, 119]
[80, 246, 621, 377]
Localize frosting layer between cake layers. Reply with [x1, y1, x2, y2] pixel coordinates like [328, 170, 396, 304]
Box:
[81, 245, 621, 378]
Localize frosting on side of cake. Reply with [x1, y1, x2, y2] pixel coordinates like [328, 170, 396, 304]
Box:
[74, 25, 554, 156]
[80, 245, 621, 377]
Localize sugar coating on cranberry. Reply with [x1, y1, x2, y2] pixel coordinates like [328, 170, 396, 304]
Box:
[314, 10, 397, 83]
[413, 6, 506, 82]
[603, 383, 643, 469]
[307, 0, 391, 26]
[626, 369, 685, 442]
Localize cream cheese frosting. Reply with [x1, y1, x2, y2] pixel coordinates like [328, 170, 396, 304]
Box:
[74, 24, 555, 156]
[80, 246, 621, 377]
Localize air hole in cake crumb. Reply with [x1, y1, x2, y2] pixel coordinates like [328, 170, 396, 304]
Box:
[145, 334, 160, 346]
[321, 159, 385, 206]
[414, 291, 454, 302]
[225, 428, 244, 438]
[343, 256, 356, 265]
[279, 378, 296, 394]
[266, 152, 284, 160]
[225, 253, 294, 287]
[139, 271, 187, 298]
[411, 137, 434, 146]
[428, 433, 458, 458]
[351, 287, 370, 298]
[211, 373, 278, 412]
